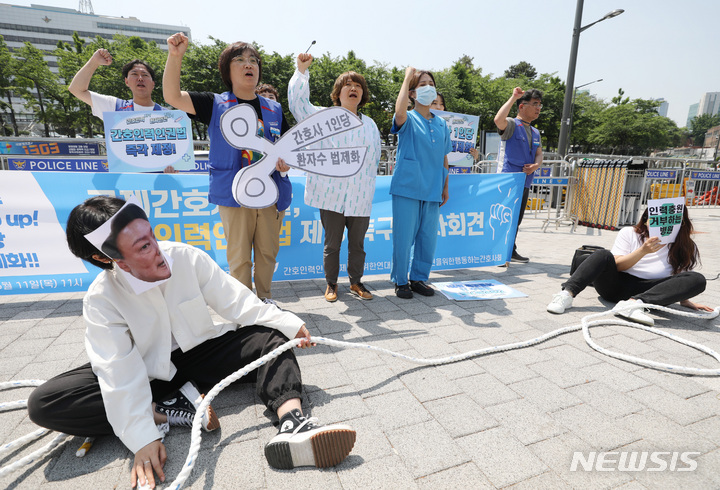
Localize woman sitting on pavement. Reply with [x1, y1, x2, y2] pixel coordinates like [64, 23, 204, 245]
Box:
[546, 206, 712, 324]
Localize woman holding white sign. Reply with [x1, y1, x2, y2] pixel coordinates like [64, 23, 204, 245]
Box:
[163, 33, 291, 305]
[390, 67, 451, 299]
[547, 207, 711, 325]
[287, 53, 381, 302]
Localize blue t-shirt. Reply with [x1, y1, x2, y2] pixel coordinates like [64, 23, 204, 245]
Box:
[390, 110, 451, 202]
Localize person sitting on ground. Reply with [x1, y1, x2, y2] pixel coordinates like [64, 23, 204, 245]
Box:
[546, 207, 712, 325]
[288, 53, 381, 302]
[27, 196, 355, 490]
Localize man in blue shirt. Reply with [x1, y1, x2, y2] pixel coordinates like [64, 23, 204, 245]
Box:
[494, 87, 543, 263]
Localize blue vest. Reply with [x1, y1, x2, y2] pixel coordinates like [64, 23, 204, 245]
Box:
[503, 118, 541, 188]
[114, 99, 163, 111]
[207, 92, 291, 210]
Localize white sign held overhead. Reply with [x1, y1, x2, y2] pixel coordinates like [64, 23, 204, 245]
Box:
[220, 104, 367, 208]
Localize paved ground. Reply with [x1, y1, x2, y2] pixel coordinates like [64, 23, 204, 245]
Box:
[1, 208, 719, 489]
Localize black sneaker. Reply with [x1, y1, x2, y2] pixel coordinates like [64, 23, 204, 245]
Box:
[155, 381, 220, 432]
[264, 409, 356, 469]
[395, 283, 413, 299]
[409, 280, 435, 296]
[510, 251, 529, 263]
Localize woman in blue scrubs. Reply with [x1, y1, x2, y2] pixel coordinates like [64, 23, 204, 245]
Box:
[390, 67, 452, 299]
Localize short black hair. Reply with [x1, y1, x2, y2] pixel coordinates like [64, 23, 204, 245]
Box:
[122, 60, 156, 82]
[517, 89, 543, 108]
[100, 204, 149, 260]
[67, 196, 125, 270]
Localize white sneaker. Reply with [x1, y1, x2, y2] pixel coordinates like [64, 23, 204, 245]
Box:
[613, 299, 654, 326]
[547, 292, 573, 314]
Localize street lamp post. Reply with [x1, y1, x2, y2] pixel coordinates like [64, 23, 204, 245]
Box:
[556, 1, 624, 157]
[566, 78, 603, 151]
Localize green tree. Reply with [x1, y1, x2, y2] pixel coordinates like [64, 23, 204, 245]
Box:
[689, 113, 720, 146]
[14, 42, 60, 137]
[589, 98, 682, 155]
[503, 61, 537, 80]
[0, 35, 27, 136]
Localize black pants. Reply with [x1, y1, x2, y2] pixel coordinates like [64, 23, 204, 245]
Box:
[320, 208, 370, 285]
[512, 187, 530, 253]
[562, 249, 706, 305]
[27, 326, 302, 438]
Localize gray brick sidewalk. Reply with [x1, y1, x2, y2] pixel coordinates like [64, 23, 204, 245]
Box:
[1, 209, 719, 489]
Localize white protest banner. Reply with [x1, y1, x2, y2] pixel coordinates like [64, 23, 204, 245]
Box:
[647, 197, 685, 244]
[430, 109, 480, 170]
[104, 110, 195, 172]
[220, 104, 366, 208]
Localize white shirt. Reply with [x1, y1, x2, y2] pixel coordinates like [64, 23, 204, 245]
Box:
[611, 227, 673, 279]
[89, 91, 157, 120]
[84, 241, 304, 453]
[288, 69, 381, 216]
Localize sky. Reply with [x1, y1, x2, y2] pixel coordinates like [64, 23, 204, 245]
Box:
[12, 0, 720, 127]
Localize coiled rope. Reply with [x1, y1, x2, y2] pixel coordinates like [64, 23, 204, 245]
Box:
[1, 305, 718, 487]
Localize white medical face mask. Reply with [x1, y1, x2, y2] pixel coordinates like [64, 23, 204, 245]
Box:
[414, 84, 437, 106]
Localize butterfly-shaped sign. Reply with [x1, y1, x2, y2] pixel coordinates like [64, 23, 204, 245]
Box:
[220, 104, 367, 208]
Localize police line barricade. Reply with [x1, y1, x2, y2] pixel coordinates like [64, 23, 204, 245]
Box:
[530, 159, 578, 232]
[686, 169, 720, 208]
[4, 156, 211, 173]
[566, 156, 639, 230]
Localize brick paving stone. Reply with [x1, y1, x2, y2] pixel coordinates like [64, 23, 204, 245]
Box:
[473, 351, 538, 384]
[567, 380, 645, 418]
[385, 419, 470, 478]
[336, 454, 417, 489]
[457, 426, 547, 487]
[363, 389, 431, 430]
[456, 372, 520, 408]
[579, 362, 652, 392]
[505, 471, 574, 490]
[627, 385, 716, 426]
[528, 432, 634, 489]
[529, 358, 594, 389]
[485, 398, 568, 445]
[423, 394, 498, 438]
[551, 403, 640, 451]
[510, 376, 583, 413]
[620, 410, 717, 455]
[416, 462, 494, 489]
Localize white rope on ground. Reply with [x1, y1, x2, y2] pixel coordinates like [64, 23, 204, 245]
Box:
[166, 305, 719, 490]
[1, 305, 718, 487]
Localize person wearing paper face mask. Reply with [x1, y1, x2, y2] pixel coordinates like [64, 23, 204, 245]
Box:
[27, 196, 356, 490]
[390, 67, 452, 299]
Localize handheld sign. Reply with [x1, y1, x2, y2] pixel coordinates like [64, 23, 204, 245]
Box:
[647, 197, 684, 244]
[220, 104, 366, 208]
[104, 110, 195, 172]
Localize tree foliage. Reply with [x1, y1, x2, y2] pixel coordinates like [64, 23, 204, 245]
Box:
[1, 34, 691, 156]
[503, 61, 537, 81]
[689, 113, 720, 146]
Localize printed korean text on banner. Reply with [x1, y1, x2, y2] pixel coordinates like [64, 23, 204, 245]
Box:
[647, 197, 684, 244]
[104, 110, 195, 172]
[0, 172, 524, 295]
[430, 109, 480, 173]
[0, 140, 100, 156]
[219, 104, 366, 208]
[433, 279, 528, 301]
